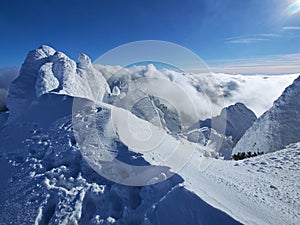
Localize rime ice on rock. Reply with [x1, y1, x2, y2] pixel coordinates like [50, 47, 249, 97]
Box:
[7, 45, 110, 120]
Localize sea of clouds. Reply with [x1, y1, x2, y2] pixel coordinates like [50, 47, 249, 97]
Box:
[0, 63, 298, 119]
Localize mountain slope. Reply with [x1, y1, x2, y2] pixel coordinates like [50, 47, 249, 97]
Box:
[233, 75, 300, 154]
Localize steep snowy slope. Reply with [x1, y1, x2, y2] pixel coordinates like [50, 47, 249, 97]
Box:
[2, 92, 299, 225]
[233, 75, 300, 154]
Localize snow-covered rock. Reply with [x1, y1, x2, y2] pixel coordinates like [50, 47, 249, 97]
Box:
[221, 103, 257, 141]
[7, 45, 109, 120]
[233, 75, 300, 154]
[192, 103, 257, 142]
[187, 103, 256, 159]
[7, 45, 55, 119]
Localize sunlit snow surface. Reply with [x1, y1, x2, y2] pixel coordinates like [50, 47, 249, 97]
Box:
[0, 105, 299, 224]
[0, 96, 242, 225]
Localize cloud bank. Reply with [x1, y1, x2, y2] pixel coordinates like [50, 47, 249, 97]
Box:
[96, 64, 298, 122]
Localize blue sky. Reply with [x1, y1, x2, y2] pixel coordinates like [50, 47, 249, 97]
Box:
[0, 0, 300, 74]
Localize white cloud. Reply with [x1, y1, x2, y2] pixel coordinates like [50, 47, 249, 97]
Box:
[225, 33, 280, 44]
[206, 54, 300, 75]
[282, 26, 300, 30]
[213, 73, 298, 117]
[226, 38, 268, 44]
[97, 65, 298, 121]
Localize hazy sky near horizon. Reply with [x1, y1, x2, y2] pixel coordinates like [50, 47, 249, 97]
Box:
[0, 0, 300, 74]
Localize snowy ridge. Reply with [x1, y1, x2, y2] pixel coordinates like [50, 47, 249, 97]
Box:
[233, 75, 300, 154]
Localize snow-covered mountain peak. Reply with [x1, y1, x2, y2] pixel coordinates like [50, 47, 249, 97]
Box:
[26, 45, 56, 61]
[191, 102, 256, 140]
[7, 46, 109, 120]
[220, 102, 249, 117]
[233, 75, 300, 154]
[188, 102, 257, 159]
[39, 45, 56, 56]
[220, 102, 257, 139]
[77, 53, 92, 69]
[273, 75, 300, 107]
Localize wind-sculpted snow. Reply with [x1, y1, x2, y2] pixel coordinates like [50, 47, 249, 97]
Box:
[7, 45, 109, 120]
[0, 95, 241, 225]
[1, 95, 299, 224]
[233, 75, 300, 154]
